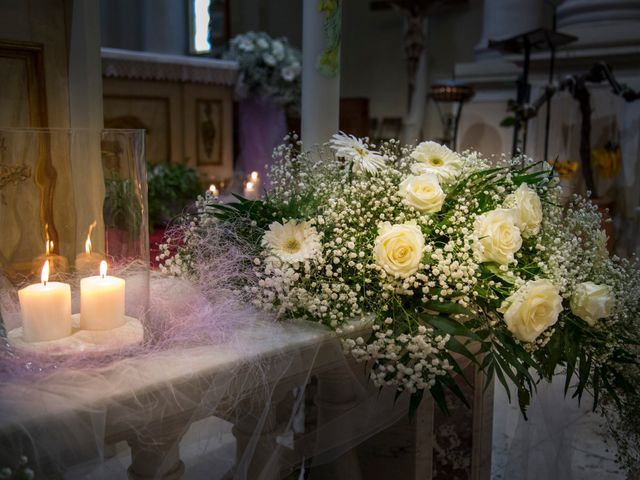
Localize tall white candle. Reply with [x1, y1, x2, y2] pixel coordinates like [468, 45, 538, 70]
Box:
[80, 260, 125, 330]
[18, 261, 72, 342]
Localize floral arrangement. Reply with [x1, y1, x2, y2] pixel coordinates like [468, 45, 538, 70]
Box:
[224, 32, 302, 107]
[159, 134, 640, 417]
[0, 456, 34, 480]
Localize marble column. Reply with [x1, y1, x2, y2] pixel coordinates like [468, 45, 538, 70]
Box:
[301, 1, 341, 150]
[474, 0, 548, 59]
[402, 17, 429, 144]
[556, 0, 640, 46]
[558, 0, 640, 26]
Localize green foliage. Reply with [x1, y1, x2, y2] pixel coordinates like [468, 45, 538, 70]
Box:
[148, 163, 202, 230]
[104, 179, 142, 234]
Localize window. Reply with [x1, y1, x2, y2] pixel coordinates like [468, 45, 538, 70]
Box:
[189, 0, 229, 55]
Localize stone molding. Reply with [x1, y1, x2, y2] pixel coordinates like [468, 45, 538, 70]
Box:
[101, 48, 238, 86]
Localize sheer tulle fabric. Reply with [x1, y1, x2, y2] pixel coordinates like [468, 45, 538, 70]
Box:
[0, 272, 411, 479]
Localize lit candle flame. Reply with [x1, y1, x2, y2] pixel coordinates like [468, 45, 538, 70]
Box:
[245, 181, 255, 192]
[208, 184, 218, 196]
[100, 260, 107, 279]
[250, 171, 259, 182]
[85, 221, 97, 254]
[41, 260, 49, 287]
[44, 224, 53, 255]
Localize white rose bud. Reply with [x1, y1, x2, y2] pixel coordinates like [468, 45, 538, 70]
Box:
[504, 183, 543, 238]
[473, 208, 523, 265]
[374, 222, 425, 278]
[499, 279, 563, 342]
[570, 282, 614, 326]
[398, 173, 446, 213]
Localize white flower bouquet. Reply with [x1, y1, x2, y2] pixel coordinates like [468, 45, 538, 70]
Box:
[160, 133, 640, 416]
[224, 31, 302, 107]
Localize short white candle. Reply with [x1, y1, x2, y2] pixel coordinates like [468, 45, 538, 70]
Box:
[18, 261, 72, 342]
[80, 260, 125, 330]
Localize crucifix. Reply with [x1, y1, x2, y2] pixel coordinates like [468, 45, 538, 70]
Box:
[370, 1, 464, 106]
[370, 0, 464, 141]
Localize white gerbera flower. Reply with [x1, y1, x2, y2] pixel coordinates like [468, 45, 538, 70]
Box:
[329, 132, 387, 175]
[410, 141, 463, 184]
[262, 220, 321, 262]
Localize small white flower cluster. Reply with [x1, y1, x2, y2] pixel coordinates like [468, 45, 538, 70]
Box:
[225, 31, 301, 106]
[345, 323, 453, 393]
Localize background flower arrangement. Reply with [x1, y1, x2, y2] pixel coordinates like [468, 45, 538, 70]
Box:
[160, 134, 640, 421]
[224, 31, 302, 109]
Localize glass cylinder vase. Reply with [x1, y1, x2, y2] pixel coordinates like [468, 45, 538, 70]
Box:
[0, 128, 149, 341]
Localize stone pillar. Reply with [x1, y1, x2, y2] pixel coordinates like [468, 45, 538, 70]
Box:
[475, 0, 548, 59]
[402, 17, 429, 144]
[232, 398, 281, 480]
[301, 1, 341, 150]
[310, 367, 363, 480]
[558, 0, 640, 27]
[556, 0, 640, 46]
[126, 419, 187, 480]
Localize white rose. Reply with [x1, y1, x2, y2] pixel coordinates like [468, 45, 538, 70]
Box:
[473, 208, 522, 265]
[410, 141, 463, 184]
[504, 183, 543, 238]
[374, 222, 425, 278]
[570, 282, 614, 326]
[500, 279, 563, 343]
[398, 173, 446, 213]
[256, 38, 269, 49]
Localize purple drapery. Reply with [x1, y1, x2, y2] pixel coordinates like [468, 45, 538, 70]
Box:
[236, 99, 287, 190]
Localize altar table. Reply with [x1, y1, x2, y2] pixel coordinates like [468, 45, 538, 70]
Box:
[0, 318, 405, 479]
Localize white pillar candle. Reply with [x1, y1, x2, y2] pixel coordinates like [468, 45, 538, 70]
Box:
[18, 261, 72, 342]
[80, 260, 125, 330]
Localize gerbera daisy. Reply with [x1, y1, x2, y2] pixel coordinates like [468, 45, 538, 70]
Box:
[329, 132, 387, 174]
[262, 220, 322, 262]
[410, 141, 463, 184]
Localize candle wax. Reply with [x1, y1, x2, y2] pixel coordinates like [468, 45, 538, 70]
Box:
[80, 275, 125, 330]
[18, 282, 72, 342]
